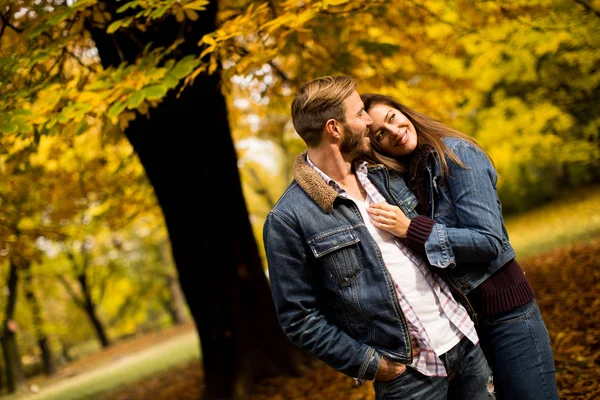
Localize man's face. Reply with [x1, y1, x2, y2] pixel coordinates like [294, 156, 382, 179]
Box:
[339, 90, 373, 160]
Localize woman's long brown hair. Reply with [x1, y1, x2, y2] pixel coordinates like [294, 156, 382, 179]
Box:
[361, 93, 492, 177]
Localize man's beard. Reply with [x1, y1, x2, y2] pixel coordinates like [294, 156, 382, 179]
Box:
[339, 122, 370, 161]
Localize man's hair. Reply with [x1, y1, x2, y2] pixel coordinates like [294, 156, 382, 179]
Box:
[291, 75, 357, 147]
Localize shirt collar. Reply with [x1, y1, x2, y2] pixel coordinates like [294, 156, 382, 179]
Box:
[306, 153, 369, 196]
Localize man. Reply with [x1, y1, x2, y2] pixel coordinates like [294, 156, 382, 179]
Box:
[263, 75, 493, 399]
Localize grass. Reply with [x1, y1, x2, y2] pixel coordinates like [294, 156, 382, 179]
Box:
[3, 330, 200, 400]
[505, 184, 600, 259]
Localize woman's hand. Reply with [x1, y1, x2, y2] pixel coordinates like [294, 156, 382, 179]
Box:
[367, 202, 411, 238]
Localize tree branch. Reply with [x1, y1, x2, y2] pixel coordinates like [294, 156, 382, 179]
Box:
[57, 275, 85, 309]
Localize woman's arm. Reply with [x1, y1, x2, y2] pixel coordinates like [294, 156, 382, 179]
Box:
[423, 141, 504, 268]
[368, 141, 504, 269]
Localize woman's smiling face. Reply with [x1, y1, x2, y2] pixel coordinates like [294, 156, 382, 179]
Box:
[368, 103, 418, 157]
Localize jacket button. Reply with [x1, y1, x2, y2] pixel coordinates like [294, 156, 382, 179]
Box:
[462, 283, 469, 289]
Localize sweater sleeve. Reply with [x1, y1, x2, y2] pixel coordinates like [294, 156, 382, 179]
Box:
[405, 215, 435, 258]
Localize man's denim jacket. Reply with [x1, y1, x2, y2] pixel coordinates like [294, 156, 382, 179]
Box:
[422, 137, 516, 294]
[263, 153, 423, 381]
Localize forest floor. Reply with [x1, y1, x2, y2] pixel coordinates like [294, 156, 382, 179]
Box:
[102, 236, 600, 400]
[8, 237, 600, 400]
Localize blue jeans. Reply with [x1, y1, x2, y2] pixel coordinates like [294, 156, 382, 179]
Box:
[373, 336, 493, 399]
[477, 298, 559, 400]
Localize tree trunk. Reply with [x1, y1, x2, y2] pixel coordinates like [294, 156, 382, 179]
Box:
[87, 2, 312, 398]
[165, 275, 189, 325]
[23, 263, 57, 376]
[77, 273, 110, 348]
[1, 260, 25, 394]
[60, 342, 73, 363]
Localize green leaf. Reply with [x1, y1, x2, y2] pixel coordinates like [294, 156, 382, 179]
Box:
[150, 6, 169, 19]
[126, 91, 145, 109]
[142, 84, 167, 100]
[107, 20, 123, 34]
[26, 24, 47, 39]
[116, 0, 139, 13]
[19, 123, 33, 133]
[13, 109, 33, 116]
[10, 115, 27, 124]
[163, 75, 180, 89]
[72, 0, 96, 9]
[0, 123, 18, 134]
[75, 119, 89, 135]
[107, 101, 127, 119]
[87, 80, 114, 90]
[0, 57, 17, 68]
[48, 9, 71, 25]
[121, 17, 134, 28]
[57, 113, 69, 123]
[170, 56, 199, 79]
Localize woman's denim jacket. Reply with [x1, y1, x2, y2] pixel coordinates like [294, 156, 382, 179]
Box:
[263, 153, 422, 381]
[422, 137, 516, 295]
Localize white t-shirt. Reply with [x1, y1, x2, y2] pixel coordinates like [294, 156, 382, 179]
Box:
[349, 194, 462, 355]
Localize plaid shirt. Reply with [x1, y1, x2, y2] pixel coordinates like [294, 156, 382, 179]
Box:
[307, 156, 478, 377]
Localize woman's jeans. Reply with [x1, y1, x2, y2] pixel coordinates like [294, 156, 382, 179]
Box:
[478, 298, 559, 400]
[373, 336, 493, 399]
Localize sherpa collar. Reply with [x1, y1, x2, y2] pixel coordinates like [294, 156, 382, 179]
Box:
[292, 152, 339, 213]
[292, 151, 381, 213]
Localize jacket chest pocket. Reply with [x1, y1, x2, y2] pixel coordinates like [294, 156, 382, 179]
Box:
[432, 177, 456, 220]
[308, 228, 364, 287]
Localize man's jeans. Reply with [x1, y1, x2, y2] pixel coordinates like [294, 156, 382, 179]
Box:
[373, 336, 493, 399]
[478, 298, 559, 400]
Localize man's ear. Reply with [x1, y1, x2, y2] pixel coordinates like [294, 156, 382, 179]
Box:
[325, 119, 340, 139]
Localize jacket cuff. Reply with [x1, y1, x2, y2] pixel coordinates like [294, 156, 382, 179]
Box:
[406, 215, 435, 257]
[359, 347, 382, 381]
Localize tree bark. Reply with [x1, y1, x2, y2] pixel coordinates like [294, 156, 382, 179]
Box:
[164, 275, 189, 325]
[87, 1, 312, 398]
[77, 272, 111, 348]
[23, 265, 57, 376]
[1, 260, 26, 394]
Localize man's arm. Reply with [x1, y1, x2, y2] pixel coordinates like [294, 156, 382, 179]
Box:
[263, 211, 382, 380]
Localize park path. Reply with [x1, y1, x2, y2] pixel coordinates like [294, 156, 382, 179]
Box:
[6, 322, 198, 400]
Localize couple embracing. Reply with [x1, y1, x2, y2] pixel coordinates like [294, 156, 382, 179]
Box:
[263, 75, 558, 400]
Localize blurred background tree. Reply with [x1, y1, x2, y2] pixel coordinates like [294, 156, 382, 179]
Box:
[0, 0, 598, 399]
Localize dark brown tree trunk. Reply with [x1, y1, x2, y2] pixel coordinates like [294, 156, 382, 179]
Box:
[86, 1, 312, 399]
[1, 260, 25, 394]
[62, 250, 111, 348]
[77, 273, 110, 348]
[23, 266, 57, 376]
[38, 338, 55, 376]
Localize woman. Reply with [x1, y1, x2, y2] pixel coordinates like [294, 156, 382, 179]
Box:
[360, 93, 558, 400]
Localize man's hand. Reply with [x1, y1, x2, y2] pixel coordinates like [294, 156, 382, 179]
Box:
[375, 356, 408, 381]
[367, 202, 411, 238]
